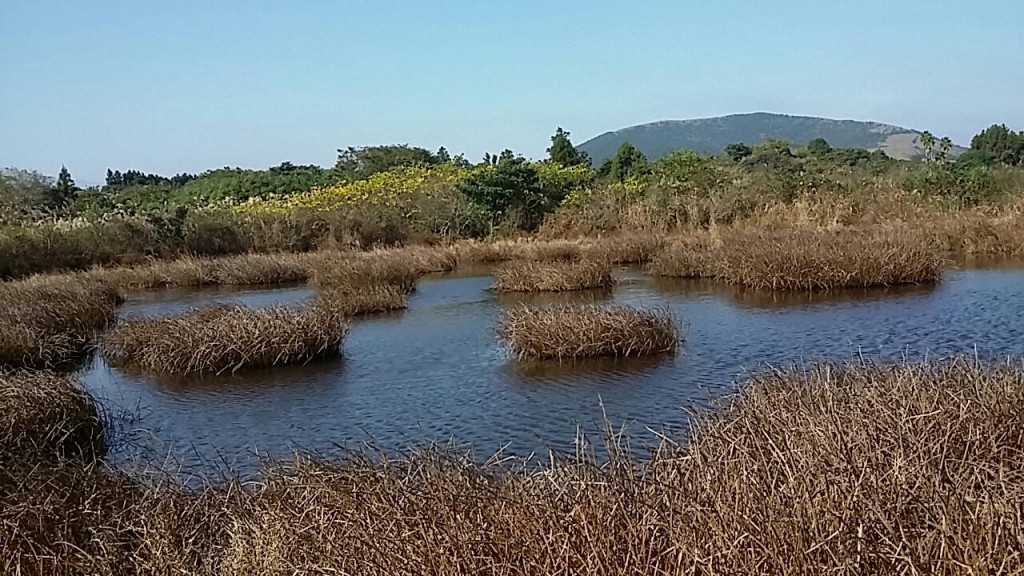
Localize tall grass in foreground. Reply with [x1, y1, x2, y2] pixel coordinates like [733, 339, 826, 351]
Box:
[4, 358, 1022, 574]
[0, 371, 106, 464]
[103, 303, 349, 375]
[493, 260, 615, 293]
[653, 228, 946, 290]
[500, 304, 678, 359]
[0, 275, 122, 369]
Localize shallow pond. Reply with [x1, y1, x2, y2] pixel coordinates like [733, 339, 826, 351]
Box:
[82, 264, 1024, 476]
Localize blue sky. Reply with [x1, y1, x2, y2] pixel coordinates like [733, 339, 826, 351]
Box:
[2, 1, 1022, 184]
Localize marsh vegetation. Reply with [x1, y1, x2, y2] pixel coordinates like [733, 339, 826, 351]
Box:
[3, 359, 1023, 574]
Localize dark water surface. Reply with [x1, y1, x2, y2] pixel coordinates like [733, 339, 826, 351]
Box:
[82, 265, 1024, 476]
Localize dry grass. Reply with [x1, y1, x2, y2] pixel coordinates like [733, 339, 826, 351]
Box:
[311, 246, 455, 293]
[713, 228, 947, 290]
[4, 358, 1024, 574]
[582, 234, 667, 264]
[455, 239, 582, 264]
[652, 227, 946, 290]
[89, 253, 315, 290]
[103, 303, 349, 375]
[0, 371, 106, 464]
[310, 285, 409, 316]
[0, 275, 122, 369]
[648, 235, 717, 278]
[500, 304, 678, 360]
[493, 260, 615, 293]
[79, 246, 456, 293]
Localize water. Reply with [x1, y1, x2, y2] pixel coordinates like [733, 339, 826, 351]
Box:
[81, 265, 1024, 476]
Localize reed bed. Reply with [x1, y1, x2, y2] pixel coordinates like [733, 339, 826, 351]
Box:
[0, 371, 106, 464]
[311, 246, 455, 292]
[0, 275, 122, 369]
[493, 260, 615, 293]
[9, 358, 1019, 574]
[310, 285, 409, 316]
[103, 303, 349, 375]
[713, 228, 947, 290]
[648, 235, 717, 278]
[582, 234, 667, 264]
[500, 304, 678, 359]
[652, 228, 946, 290]
[92, 253, 315, 290]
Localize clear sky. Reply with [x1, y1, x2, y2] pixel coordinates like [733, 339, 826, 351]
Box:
[2, 1, 1022, 184]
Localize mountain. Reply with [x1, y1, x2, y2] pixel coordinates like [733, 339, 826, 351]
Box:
[578, 112, 965, 165]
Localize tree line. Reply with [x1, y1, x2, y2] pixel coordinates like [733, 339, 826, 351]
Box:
[2, 122, 1021, 225]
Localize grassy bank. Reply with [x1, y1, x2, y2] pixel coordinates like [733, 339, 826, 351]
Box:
[500, 304, 678, 359]
[103, 303, 350, 375]
[3, 358, 1022, 574]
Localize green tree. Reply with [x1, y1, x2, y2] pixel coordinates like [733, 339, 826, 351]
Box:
[0, 168, 54, 216]
[807, 138, 832, 156]
[458, 153, 555, 230]
[546, 127, 591, 167]
[434, 146, 452, 164]
[49, 165, 78, 210]
[597, 142, 649, 182]
[724, 142, 753, 162]
[333, 144, 435, 180]
[969, 124, 1023, 166]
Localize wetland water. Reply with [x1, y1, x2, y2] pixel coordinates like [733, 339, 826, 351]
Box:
[82, 265, 1024, 476]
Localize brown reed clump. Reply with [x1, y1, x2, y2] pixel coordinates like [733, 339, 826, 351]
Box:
[103, 303, 349, 374]
[712, 227, 947, 290]
[0, 275, 122, 369]
[311, 246, 455, 293]
[647, 234, 719, 278]
[310, 285, 409, 317]
[84, 252, 319, 291]
[499, 304, 678, 359]
[493, 260, 615, 293]
[651, 228, 947, 290]
[583, 234, 667, 264]
[4, 358, 1024, 574]
[0, 371, 106, 464]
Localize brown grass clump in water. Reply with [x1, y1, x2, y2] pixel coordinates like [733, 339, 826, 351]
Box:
[310, 285, 408, 317]
[0, 275, 122, 369]
[499, 304, 678, 359]
[713, 228, 947, 290]
[652, 228, 946, 290]
[311, 246, 455, 293]
[0, 371, 106, 464]
[4, 358, 1024, 573]
[103, 303, 349, 374]
[493, 260, 615, 293]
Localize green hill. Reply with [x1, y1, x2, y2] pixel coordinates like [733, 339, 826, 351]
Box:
[578, 112, 964, 165]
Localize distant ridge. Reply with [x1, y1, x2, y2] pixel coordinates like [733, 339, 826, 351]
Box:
[578, 112, 965, 164]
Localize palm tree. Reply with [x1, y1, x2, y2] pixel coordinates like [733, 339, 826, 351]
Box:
[920, 131, 936, 162]
[938, 136, 953, 162]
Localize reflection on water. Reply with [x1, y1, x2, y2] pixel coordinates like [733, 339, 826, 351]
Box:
[494, 287, 615, 308]
[505, 354, 676, 386]
[82, 264, 1024, 477]
[651, 277, 939, 310]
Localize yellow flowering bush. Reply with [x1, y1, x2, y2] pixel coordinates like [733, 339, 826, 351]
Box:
[236, 164, 470, 215]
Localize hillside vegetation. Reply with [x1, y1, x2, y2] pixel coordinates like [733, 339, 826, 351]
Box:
[577, 112, 969, 164]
